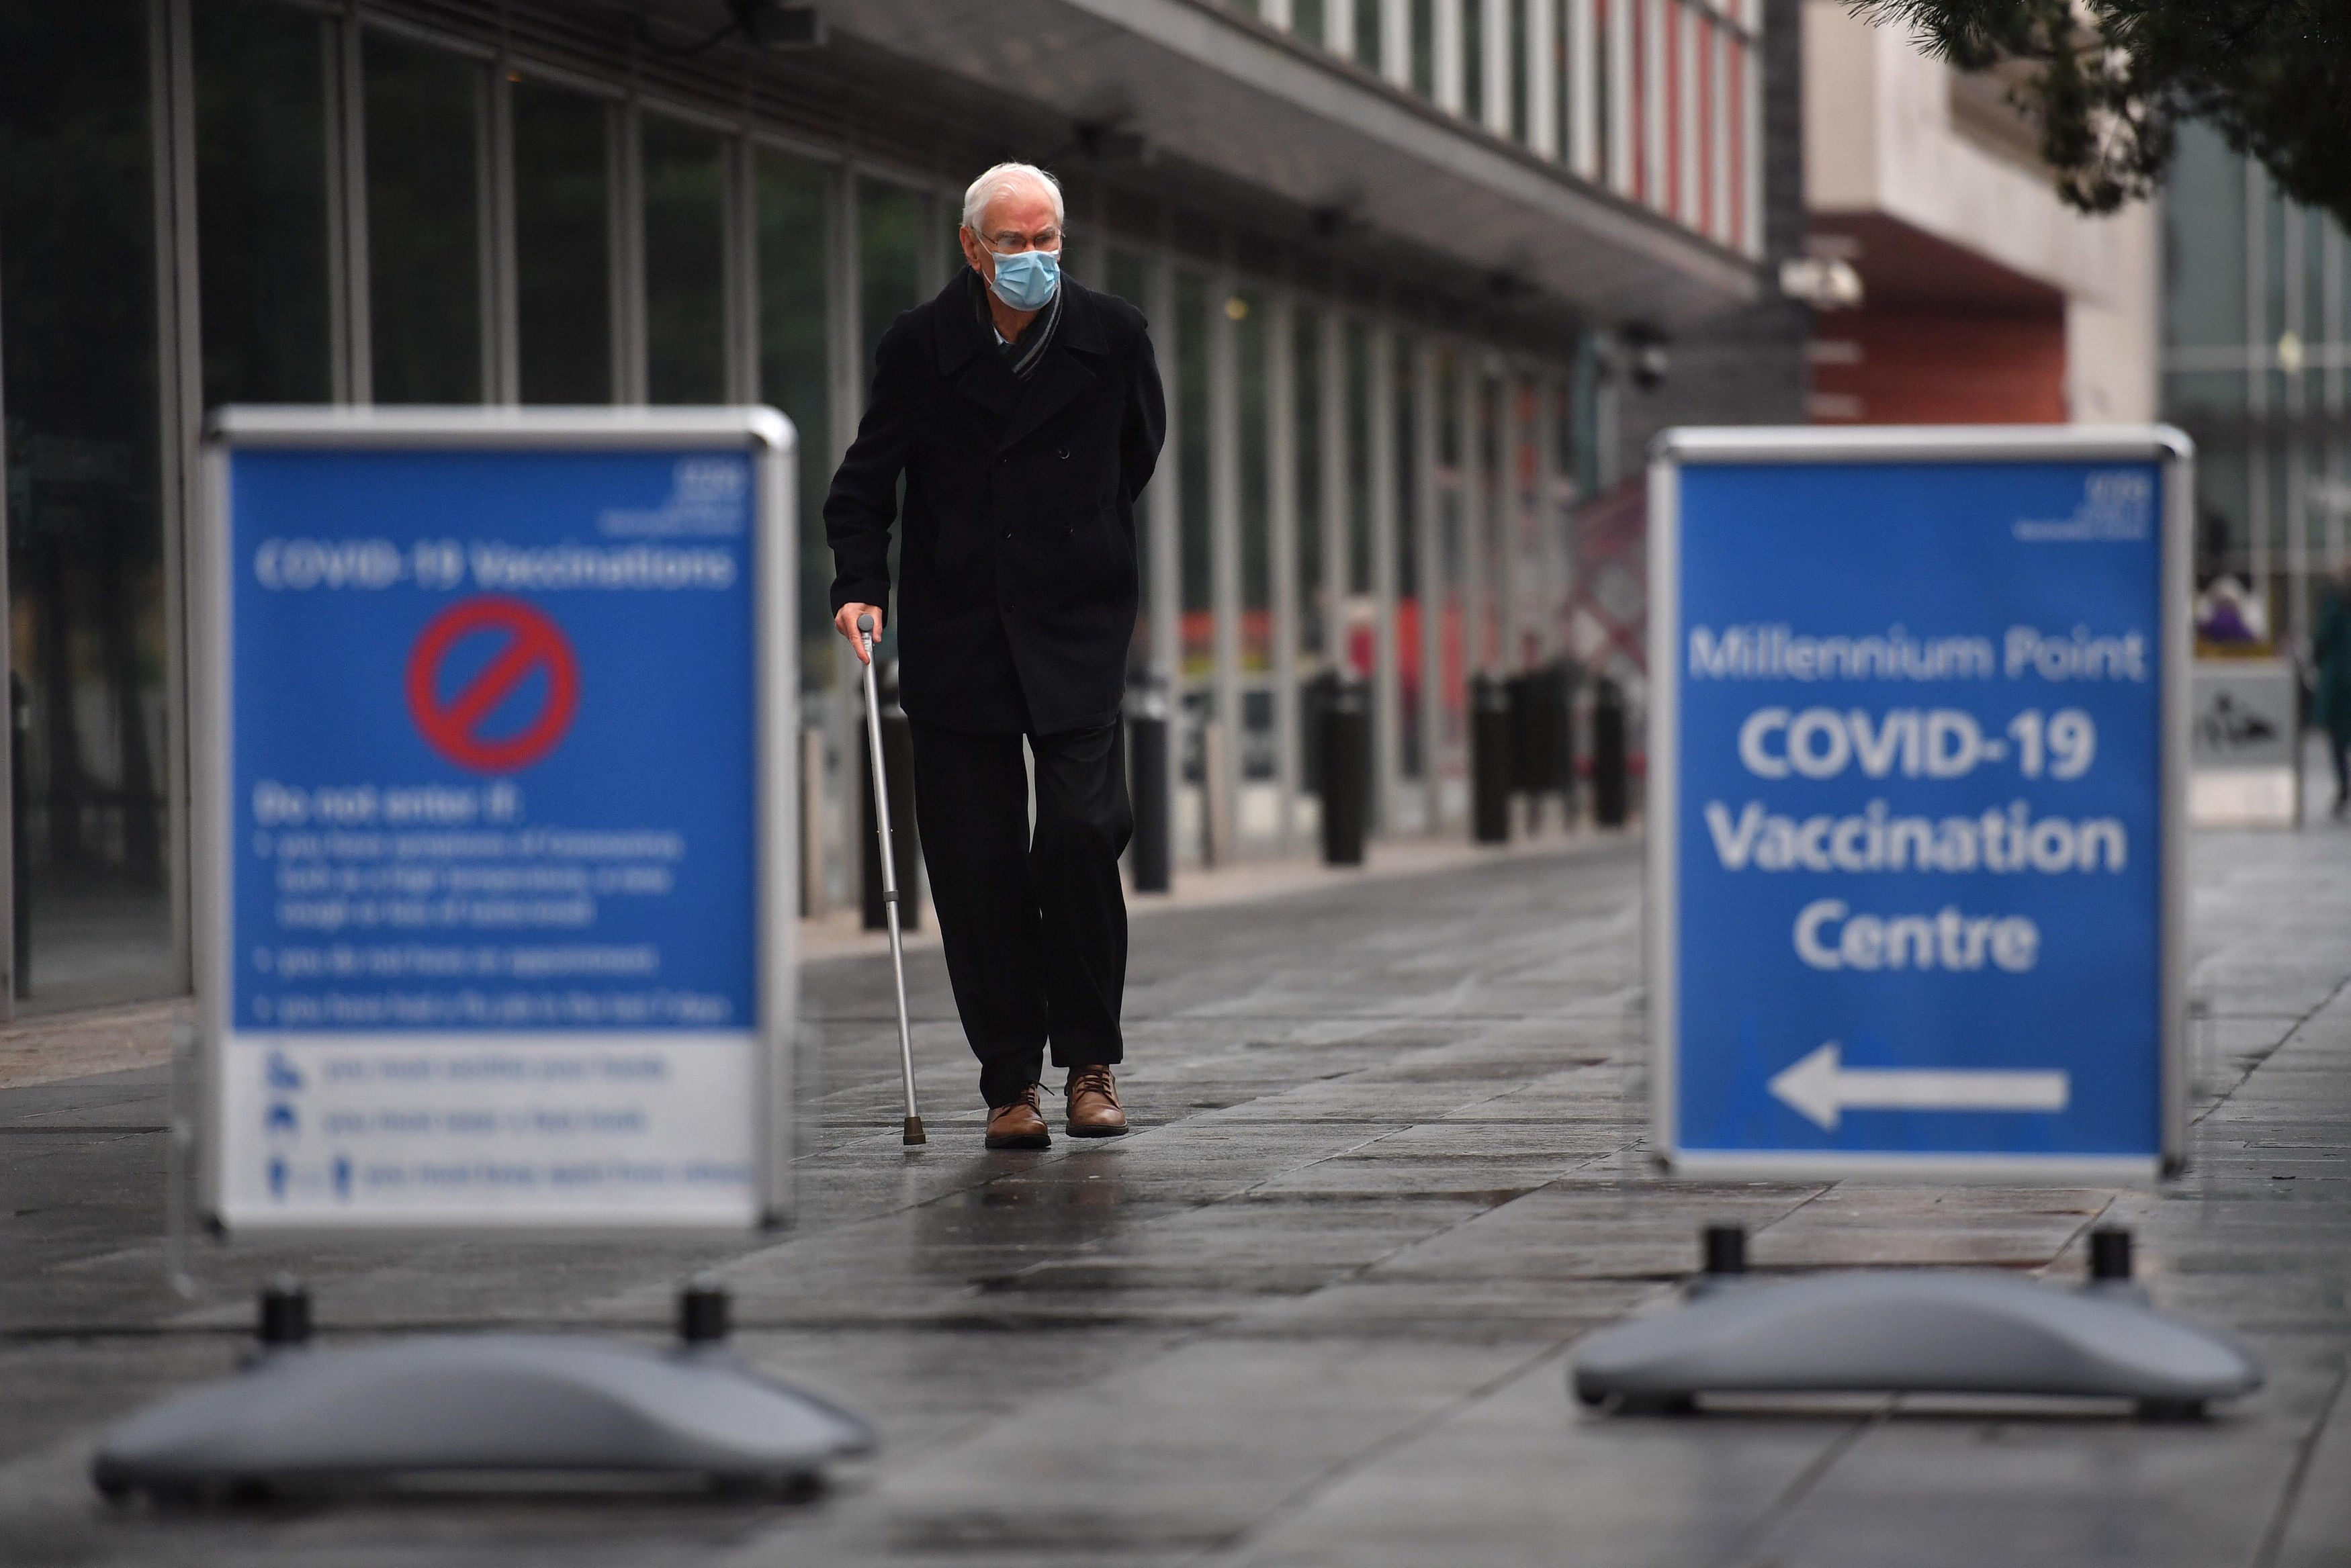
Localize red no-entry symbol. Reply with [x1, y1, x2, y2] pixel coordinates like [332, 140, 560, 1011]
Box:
[405, 596, 579, 773]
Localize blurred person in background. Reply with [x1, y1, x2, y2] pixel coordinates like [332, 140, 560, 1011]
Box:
[2313, 565, 2351, 819]
[825, 161, 1167, 1148]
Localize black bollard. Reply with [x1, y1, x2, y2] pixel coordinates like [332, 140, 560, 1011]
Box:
[1129, 696, 1171, 893]
[1299, 670, 1338, 798]
[1508, 663, 1574, 833]
[859, 698, 920, 931]
[677, 1279, 731, 1344]
[1470, 674, 1513, 843]
[1702, 1224, 1747, 1276]
[1554, 662, 1581, 824]
[2089, 1227, 2133, 1281]
[1593, 677, 1628, 828]
[1320, 681, 1372, 866]
[257, 1278, 311, 1346]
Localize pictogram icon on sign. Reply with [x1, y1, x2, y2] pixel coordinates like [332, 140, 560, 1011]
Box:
[405, 596, 579, 772]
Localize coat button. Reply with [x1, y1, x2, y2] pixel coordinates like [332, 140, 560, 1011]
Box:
[1002, 529, 1012, 541]
[1056, 447, 1069, 460]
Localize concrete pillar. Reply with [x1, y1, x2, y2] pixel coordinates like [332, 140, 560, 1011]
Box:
[1320, 308, 1349, 675]
[1382, 0, 1413, 87]
[1501, 371, 1528, 669]
[1147, 252, 1184, 851]
[1326, 0, 1356, 59]
[2245, 154, 2268, 614]
[1458, 355, 1489, 678]
[1210, 268, 1244, 860]
[1528, 0, 1558, 157]
[1435, 0, 1466, 114]
[1570, 0, 1599, 179]
[1536, 377, 1566, 659]
[1268, 290, 1302, 853]
[2285, 202, 2308, 648]
[1482, 0, 1511, 136]
[1370, 322, 1401, 832]
[1415, 337, 1445, 833]
[1607, 0, 1636, 196]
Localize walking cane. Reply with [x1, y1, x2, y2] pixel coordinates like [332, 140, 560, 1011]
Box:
[857, 614, 926, 1146]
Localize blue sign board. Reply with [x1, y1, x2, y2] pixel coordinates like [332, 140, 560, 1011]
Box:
[1650, 428, 2188, 1178]
[199, 410, 795, 1229]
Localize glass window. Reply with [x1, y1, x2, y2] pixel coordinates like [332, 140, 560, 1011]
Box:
[1413, 0, 1437, 97]
[1477, 372, 1502, 670]
[642, 114, 727, 404]
[2262, 179, 2287, 351]
[1552, 0, 1572, 162]
[1176, 270, 1213, 692]
[1347, 318, 1373, 606]
[1294, 305, 1325, 661]
[1105, 247, 1149, 312]
[363, 29, 482, 404]
[1572, 332, 1604, 496]
[756, 148, 835, 684]
[2195, 442, 2250, 582]
[1595, 0, 1613, 179]
[941, 193, 968, 287]
[858, 179, 923, 374]
[1296, 0, 1329, 45]
[1436, 345, 1467, 751]
[1463, 0, 1484, 122]
[1511, 0, 1531, 140]
[1, 1, 175, 1010]
[2304, 208, 2327, 383]
[512, 77, 612, 403]
[1357, 0, 1382, 68]
[1106, 248, 1152, 662]
[1394, 333, 1421, 779]
[193, 0, 330, 406]
[1235, 289, 1274, 785]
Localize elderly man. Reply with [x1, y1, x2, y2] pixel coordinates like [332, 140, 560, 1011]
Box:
[825, 162, 1166, 1148]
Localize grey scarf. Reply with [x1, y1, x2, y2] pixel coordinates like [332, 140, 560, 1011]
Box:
[973, 269, 1063, 382]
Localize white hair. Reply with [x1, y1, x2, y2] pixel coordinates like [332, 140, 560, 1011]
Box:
[961, 162, 1064, 236]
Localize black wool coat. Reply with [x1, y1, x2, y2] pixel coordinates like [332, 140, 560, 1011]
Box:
[824, 270, 1167, 735]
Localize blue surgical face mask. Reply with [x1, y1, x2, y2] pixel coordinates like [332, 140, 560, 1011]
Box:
[988, 247, 1060, 311]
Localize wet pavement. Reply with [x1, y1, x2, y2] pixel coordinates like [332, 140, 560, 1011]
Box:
[2, 828, 2347, 1566]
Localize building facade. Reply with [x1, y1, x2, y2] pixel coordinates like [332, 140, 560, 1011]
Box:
[2162, 120, 2350, 653]
[0, 0, 1785, 1017]
[1795, 0, 2156, 429]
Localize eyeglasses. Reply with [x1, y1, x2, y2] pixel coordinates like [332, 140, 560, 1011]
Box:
[980, 226, 1060, 254]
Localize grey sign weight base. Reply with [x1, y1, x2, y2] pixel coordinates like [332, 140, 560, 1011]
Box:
[1570, 1271, 2262, 1418]
[92, 1334, 874, 1501]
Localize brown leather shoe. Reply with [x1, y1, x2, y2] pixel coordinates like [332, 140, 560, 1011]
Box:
[1065, 1065, 1128, 1138]
[984, 1084, 1051, 1149]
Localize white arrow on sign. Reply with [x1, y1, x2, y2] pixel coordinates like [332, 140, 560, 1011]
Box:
[1767, 1042, 2070, 1131]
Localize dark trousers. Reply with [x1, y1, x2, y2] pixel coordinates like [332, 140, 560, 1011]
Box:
[908, 717, 1133, 1108]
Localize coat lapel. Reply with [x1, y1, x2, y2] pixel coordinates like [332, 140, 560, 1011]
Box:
[994, 282, 1108, 454]
[934, 271, 1022, 421]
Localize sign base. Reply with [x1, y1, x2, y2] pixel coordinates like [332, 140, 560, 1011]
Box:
[1570, 1268, 2260, 1418]
[93, 1330, 872, 1502]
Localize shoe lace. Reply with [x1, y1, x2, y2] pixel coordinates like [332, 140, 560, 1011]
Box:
[1069, 1066, 1118, 1105]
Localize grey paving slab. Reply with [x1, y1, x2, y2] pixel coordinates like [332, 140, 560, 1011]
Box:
[1219, 1354, 1861, 1568]
[3, 829, 2350, 1567]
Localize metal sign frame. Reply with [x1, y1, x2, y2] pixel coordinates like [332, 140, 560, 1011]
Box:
[193, 406, 798, 1231]
[1647, 425, 2191, 1181]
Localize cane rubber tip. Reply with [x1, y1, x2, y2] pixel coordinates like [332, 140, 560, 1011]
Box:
[903, 1116, 926, 1146]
